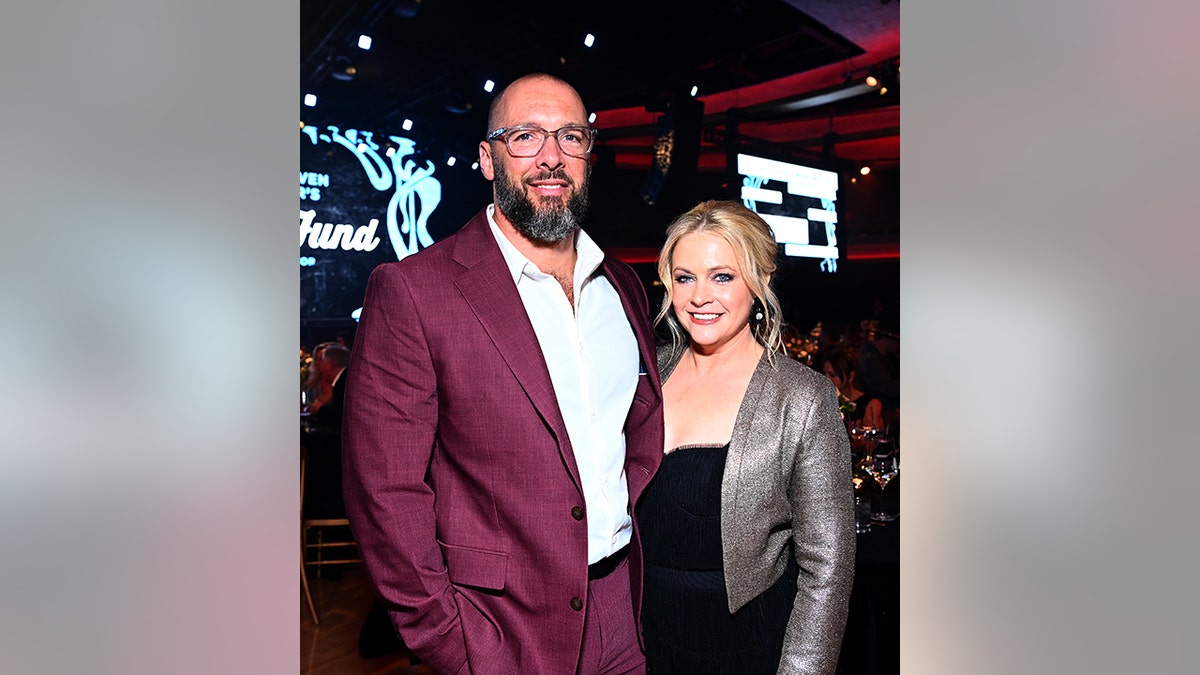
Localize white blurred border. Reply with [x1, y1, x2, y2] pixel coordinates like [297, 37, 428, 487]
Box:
[905, 1, 1198, 673]
[0, 2, 298, 672]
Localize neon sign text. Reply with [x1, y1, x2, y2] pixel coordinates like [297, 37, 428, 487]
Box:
[299, 209, 381, 252]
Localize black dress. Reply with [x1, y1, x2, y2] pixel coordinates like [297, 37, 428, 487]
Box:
[637, 444, 798, 674]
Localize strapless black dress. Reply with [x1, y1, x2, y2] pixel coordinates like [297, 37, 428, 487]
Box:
[637, 443, 798, 674]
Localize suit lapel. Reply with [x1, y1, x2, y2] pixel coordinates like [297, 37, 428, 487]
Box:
[602, 257, 664, 498]
[723, 351, 772, 512]
[450, 211, 582, 491]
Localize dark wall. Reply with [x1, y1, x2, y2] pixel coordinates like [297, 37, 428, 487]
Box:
[300, 131, 898, 346]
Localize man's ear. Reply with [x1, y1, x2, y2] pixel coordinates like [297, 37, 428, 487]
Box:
[479, 141, 495, 181]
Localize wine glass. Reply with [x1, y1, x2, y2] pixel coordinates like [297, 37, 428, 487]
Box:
[862, 437, 898, 522]
[847, 425, 875, 463]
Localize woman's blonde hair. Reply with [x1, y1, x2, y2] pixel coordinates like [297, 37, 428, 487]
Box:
[654, 200, 785, 363]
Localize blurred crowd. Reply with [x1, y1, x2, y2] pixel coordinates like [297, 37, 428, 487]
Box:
[789, 318, 900, 438]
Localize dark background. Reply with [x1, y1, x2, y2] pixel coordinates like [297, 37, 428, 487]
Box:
[300, 0, 900, 348]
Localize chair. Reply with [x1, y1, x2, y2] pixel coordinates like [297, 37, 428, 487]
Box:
[301, 445, 362, 625]
[300, 450, 318, 624]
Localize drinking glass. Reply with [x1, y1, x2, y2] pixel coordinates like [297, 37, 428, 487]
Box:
[851, 474, 872, 534]
[847, 425, 875, 463]
[863, 437, 899, 522]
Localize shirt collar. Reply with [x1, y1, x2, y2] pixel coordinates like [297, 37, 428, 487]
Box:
[485, 203, 605, 285]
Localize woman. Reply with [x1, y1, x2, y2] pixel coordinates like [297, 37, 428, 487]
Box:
[638, 201, 855, 674]
[820, 343, 885, 432]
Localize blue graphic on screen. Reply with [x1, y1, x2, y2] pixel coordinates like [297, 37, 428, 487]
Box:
[737, 153, 839, 273]
[300, 124, 443, 320]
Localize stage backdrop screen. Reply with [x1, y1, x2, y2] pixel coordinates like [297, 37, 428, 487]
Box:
[737, 153, 841, 273]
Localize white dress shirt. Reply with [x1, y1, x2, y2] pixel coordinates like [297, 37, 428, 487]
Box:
[487, 205, 639, 564]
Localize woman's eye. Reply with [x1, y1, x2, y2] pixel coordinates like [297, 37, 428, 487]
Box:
[673, 274, 694, 284]
[713, 273, 734, 283]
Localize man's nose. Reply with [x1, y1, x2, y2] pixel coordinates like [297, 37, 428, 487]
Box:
[536, 134, 565, 168]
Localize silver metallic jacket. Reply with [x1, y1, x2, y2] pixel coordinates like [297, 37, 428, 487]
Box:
[657, 347, 856, 675]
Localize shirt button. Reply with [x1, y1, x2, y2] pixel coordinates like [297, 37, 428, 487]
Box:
[570, 597, 584, 611]
[571, 506, 584, 521]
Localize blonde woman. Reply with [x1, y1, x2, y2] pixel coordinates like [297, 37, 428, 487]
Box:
[637, 201, 855, 674]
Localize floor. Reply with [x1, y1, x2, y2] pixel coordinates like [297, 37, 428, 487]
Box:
[300, 555, 896, 674]
[301, 564, 433, 675]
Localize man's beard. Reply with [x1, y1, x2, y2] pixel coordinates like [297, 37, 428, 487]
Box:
[493, 160, 591, 243]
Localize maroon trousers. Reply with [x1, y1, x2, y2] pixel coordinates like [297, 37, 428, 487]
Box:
[577, 556, 645, 675]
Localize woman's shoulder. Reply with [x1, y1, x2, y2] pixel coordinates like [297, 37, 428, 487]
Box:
[767, 352, 823, 383]
[764, 353, 838, 398]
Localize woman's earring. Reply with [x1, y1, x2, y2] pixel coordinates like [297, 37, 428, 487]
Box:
[752, 298, 765, 322]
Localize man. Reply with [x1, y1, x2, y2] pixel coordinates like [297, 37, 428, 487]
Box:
[303, 342, 350, 520]
[343, 73, 664, 674]
[310, 341, 350, 426]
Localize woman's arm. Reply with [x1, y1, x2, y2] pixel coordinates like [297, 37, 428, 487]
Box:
[778, 376, 856, 675]
[863, 397, 884, 433]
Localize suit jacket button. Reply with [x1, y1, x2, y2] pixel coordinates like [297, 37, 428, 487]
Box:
[570, 596, 584, 611]
[571, 506, 584, 521]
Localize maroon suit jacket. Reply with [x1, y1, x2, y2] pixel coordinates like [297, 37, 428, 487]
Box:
[342, 208, 664, 674]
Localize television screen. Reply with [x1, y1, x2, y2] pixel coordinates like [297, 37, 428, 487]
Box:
[736, 153, 841, 273]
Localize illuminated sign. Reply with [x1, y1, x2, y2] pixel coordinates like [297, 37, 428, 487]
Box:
[300, 124, 444, 320]
[300, 125, 442, 261]
[737, 153, 840, 273]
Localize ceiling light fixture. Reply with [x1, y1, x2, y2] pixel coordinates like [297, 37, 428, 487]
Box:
[483, 79, 495, 93]
[357, 34, 372, 50]
[330, 55, 356, 81]
[393, 0, 422, 19]
[445, 90, 471, 114]
[304, 93, 317, 107]
[402, 119, 413, 131]
[584, 33, 595, 47]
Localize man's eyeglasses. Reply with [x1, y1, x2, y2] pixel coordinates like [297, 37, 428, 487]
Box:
[485, 125, 597, 158]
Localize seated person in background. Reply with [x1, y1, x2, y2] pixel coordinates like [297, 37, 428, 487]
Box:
[857, 322, 899, 415]
[310, 342, 350, 427]
[302, 342, 331, 413]
[302, 342, 351, 520]
[820, 343, 885, 432]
